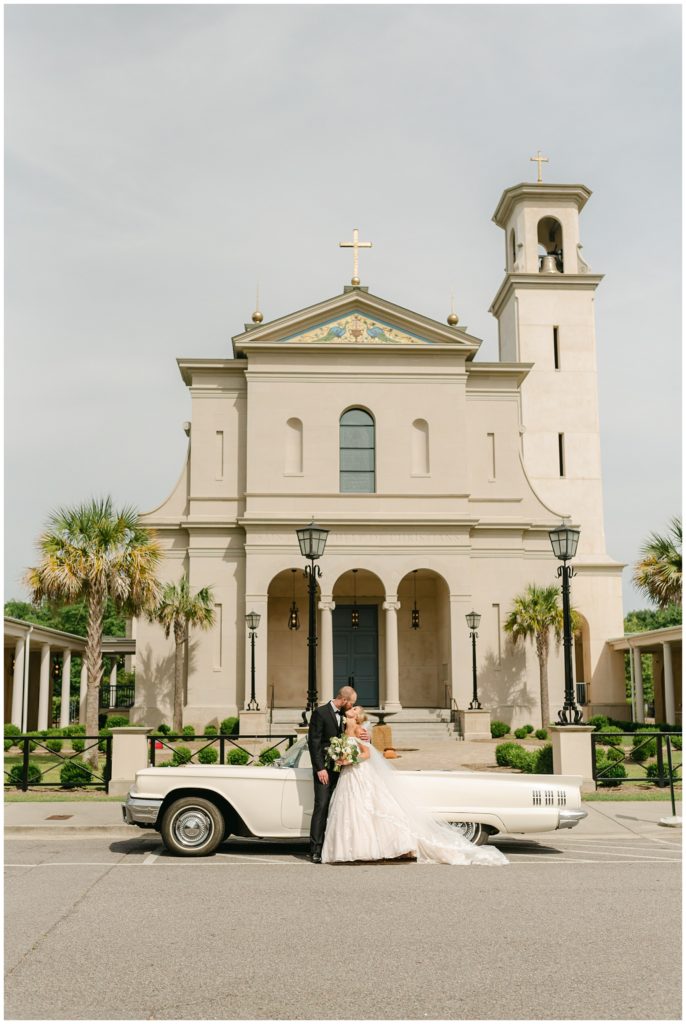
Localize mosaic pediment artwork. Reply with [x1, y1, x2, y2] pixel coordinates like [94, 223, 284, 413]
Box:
[280, 313, 436, 346]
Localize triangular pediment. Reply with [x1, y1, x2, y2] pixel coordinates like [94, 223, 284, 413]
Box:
[232, 288, 481, 357]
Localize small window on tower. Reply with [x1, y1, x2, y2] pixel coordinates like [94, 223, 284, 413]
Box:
[553, 326, 560, 370]
[558, 433, 565, 477]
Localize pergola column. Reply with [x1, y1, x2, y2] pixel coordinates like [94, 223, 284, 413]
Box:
[632, 647, 645, 723]
[318, 598, 335, 703]
[109, 659, 118, 708]
[79, 659, 88, 723]
[37, 643, 51, 731]
[382, 599, 402, 711]
[60, 649, 72, 728]
[662, 642, 676, 726]
[11, 637, 25, 727]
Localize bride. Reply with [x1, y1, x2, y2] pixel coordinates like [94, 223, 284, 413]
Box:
[321, 707, 508, 866]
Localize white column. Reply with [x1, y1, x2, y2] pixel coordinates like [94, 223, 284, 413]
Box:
[382, 599, 402, 711]
[109, 659, 118, 708]
[21, 629, 33, 733]
[79, 658, 88, 723]
[632, 647, 645, 723]
[662, 642, 675, 726]
[318, 599, 335, 703]
[11, 637, 25, 727]
[37, 644, 51, 731]
[60, 649, 72, 728]
[244, 596, 268, 711]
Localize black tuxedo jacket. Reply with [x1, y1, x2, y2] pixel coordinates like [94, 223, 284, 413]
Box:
[307, 702, 344, 773]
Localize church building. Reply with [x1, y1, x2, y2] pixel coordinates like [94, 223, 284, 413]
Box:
[132, 175, 627, 731]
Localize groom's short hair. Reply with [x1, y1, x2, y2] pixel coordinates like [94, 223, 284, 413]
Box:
[336, 686, 356, 701]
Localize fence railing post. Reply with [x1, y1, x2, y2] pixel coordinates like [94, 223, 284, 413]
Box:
[21, 737, 30, 792]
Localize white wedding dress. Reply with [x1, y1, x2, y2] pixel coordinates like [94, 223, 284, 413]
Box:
[321, 739, 508, 866]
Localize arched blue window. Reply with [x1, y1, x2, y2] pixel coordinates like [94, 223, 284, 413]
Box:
[340, 408, 375, 493]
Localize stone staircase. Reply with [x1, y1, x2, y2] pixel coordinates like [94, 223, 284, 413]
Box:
[270, 707, 461, 742]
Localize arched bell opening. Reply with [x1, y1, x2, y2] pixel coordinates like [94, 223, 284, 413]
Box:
[397, 569, 451, 708]
[331, 569, 385, 706]
[537, 216, 564, 273]
[267, 568, 311, 709]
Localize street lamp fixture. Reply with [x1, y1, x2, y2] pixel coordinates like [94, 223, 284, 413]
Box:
[287, 569, 300, 631]
[296, 520, 329, 725]
[245, 611, 261, 711]
[411, 570, 420, 630]
[465, 611, 482, 709]
[548, 521, 582, 725]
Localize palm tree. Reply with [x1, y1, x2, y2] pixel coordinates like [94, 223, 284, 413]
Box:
[26, 498, 162, 766]
[151, 575, 215, 731]
[504, 584, 580, 728]
[633, 517, 682, 609]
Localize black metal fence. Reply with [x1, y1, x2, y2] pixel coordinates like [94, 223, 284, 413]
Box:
[148, 733, 297, 768]
[592, 730, 682, 815]
[4, 735, 112, 792]
[99, 684, 135, 709]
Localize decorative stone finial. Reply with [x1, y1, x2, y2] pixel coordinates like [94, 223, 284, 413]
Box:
[252, 283, 263, 323]
[447, 292, 459, 326]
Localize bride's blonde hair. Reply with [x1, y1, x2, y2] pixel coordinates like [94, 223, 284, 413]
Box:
[355, 710, 368, 725]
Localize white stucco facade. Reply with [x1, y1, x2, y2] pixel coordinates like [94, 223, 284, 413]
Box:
[133, 179, 626, 730]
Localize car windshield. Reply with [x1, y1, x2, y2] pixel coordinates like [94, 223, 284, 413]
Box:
[277, 738, 308, 768]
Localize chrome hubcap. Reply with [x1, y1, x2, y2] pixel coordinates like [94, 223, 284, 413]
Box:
[449, 820, 478, 842]
[173, 807, 213, 847]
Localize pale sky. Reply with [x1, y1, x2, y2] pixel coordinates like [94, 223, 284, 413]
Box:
[4, 4, 682, 613]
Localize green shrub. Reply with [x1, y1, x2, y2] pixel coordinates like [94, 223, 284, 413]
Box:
[522, 724, 534, 735]
[25, 731, 42, 753]
[181, 725, 196, 739]
[171, 746, 193, 766]
[589, 715, 609, 732]
[220, 717, 240, 737]
[71, 738, 85, 754]
[646, 761, 680, 781]
[513, 727, 528, 739]
[60, 760, 93, 788]
[197, 746, 219, 764]
[535, 729, 548, 741]
[669, 735, 682, 751]
[259, 747, 282, 765]
[226, 748, 250, 765]
[631, 729, 658, 763]
[597, 725, 626, 749]
[495, 742, 522, 767]
[490, 720, 510, 739]
[508, 746, 535, 772]
[4, 738, 14, 752]
[69, 724, 86, 735]
[165, 730, 180, 742]
[530, 744, 554, 774]
[595, 752, 627, 787]
[45, 738, 64, 753]
[98, 728, 112, 753]
[105, 716, 129, 728]
[7, 762, 42, 786]
[158, 760, 174, 768]
[4, 723, 21, 739]
[157, 723, 171, 735]
[604, 744, 625, 763]
[608, 718, 640, 732]
[203, 724, 218, 737]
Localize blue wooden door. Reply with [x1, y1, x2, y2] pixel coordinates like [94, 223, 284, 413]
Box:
[333, 605, 379, 706]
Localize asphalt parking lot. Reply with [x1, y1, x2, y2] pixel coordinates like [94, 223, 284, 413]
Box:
[5, 829, 682, 1020]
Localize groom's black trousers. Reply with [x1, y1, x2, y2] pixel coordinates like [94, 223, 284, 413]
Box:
[310, 770, 339, 854]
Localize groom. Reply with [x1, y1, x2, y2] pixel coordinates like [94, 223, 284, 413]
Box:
[307, 686, 368, 863]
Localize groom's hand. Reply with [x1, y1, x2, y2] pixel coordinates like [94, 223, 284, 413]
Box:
[359, 728, 371, 741]
[317, 769, 329, 785]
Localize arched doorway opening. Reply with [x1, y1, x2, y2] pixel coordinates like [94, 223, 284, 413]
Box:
[398, 570, 451, 707]
[573, 613, 591, 707]
[267, 568, 311, 709]
[332, 570, 385, 706]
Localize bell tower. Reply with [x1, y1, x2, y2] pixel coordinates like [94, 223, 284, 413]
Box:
[489, 180, 607, 559]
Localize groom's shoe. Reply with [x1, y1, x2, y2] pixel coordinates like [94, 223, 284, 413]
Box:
[311, 848, 322, 863]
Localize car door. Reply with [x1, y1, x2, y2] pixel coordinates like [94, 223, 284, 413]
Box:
[280, 747, 315, 831]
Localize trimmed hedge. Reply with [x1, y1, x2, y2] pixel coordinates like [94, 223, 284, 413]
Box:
[595, 752, 627, 787]
[530, 744, 553, 774]
[203, 724, 219, 737]
[71, 738, 85, 753]
[522, 724, 534, 735]
[646, 761, 680, 781]
[513, 727, 528, 739]
[259, 747, 282, 766]
[631, 729, 658, 763]
[157, 723, 171, 735]
[535, 729, 548, 741]
[104, 716, 129, 728]
[181, 725, 196, 739]
[197, 746, 219, 764]
[596, 725, 626, 749]
[490, 721, 510, 739]
[220, 717, 240, 737]
[589, 715, 610, 732]
[226, 748, 250, 765]
[495, 742, 524, 767]
[45, 738, 64, 753]
[7, 762, 42, 786]
[171, 746, 193, 766]
[60, 760, 93, 788]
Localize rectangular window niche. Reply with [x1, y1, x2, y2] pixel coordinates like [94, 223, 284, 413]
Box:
[213, 604, 223, 670]
[558, 433, 565, 477]
[487, 433, 496, 480]
[215, 431, 224, 480]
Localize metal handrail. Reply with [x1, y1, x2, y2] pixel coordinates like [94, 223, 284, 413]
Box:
[148, 732, 297, 768]
[4, 734, 112, 791]
[591, 731, 682, 815]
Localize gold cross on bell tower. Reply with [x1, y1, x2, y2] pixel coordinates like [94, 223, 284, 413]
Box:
[530, 150, 549, 183]
[339, 227, 372, 286]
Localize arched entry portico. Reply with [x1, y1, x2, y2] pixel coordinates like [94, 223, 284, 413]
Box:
[397, 570, 451, 707]
[266, 568, 310, 709]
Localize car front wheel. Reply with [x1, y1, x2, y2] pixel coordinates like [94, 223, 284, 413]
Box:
[447, 820, 492, 846]
[160, 797, 225, 856]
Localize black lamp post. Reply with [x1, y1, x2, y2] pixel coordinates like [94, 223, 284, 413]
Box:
[245, 611, 261, 711]
[296, 520, 329, 725]
[549, 521, 582, 725]
[465, 611, 482, 709]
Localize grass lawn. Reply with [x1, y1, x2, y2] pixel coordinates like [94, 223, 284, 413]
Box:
[4, 751, 108, 788]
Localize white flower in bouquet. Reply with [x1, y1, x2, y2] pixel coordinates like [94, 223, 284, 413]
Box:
[326, 735, 361, 772]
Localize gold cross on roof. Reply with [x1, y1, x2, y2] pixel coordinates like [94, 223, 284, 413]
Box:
[530, 150, 549, 183]
[339, 227, 372, 286]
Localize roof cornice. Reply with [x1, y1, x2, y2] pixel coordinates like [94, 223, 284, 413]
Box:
[489, 273, 603, 318]
[492, 182, 592, 227]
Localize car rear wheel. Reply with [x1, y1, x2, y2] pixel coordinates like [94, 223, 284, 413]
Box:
[447, 820, 492, 846]
[160, 797, 225, 856]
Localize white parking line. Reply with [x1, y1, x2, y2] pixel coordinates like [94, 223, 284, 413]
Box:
[142, 853, 159, 865]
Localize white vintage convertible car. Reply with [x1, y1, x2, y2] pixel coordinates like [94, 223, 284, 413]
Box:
[122, 738, 587, 856]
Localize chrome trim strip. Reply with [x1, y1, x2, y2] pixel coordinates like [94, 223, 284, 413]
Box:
[557, 809, 587, 829]
[123, 794, 163, 826]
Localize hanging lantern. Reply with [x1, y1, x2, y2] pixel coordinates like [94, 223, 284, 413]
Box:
[287, 569, 300, 631]
[351, 569, 360, 629]
[411, 570, 420, 630]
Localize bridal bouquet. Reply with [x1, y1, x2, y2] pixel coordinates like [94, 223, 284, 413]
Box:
[326, 736, 361, 772]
